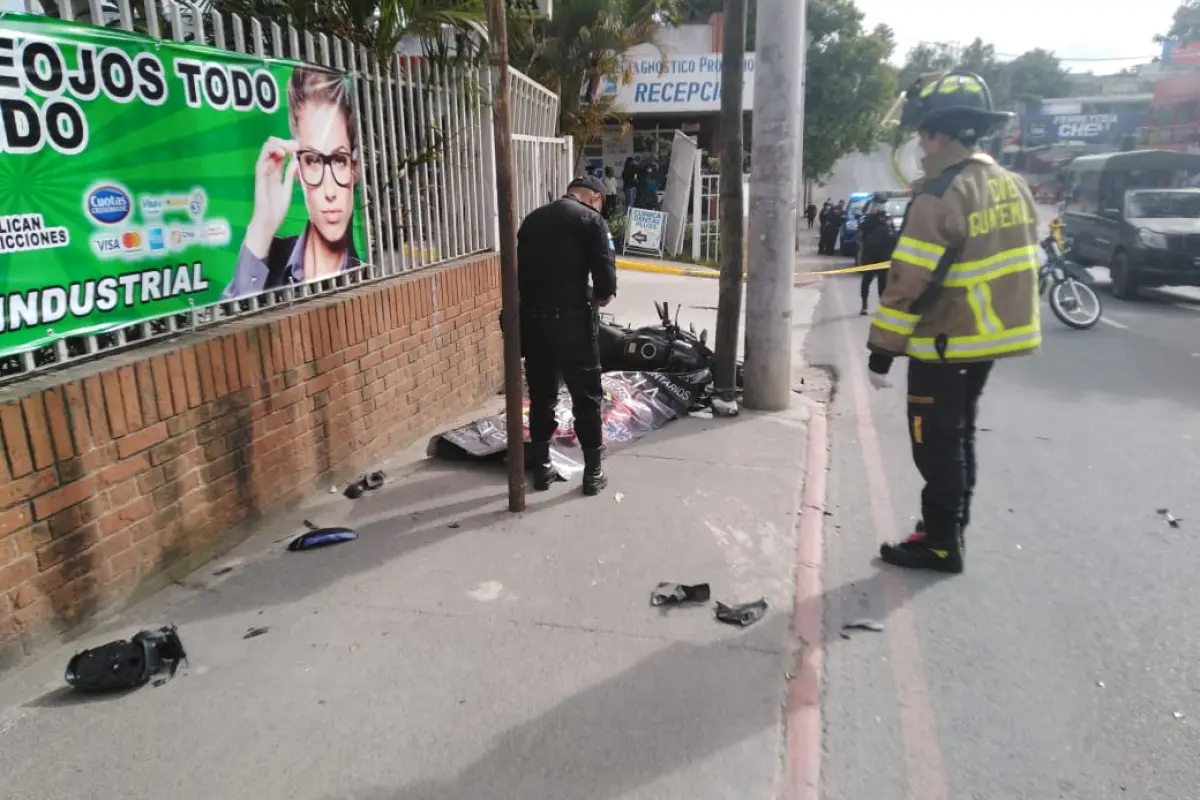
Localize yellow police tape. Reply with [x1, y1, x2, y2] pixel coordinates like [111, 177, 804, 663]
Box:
[615, 258, 890, 280]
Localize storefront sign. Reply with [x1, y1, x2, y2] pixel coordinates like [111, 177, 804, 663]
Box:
[1023, 112, 1143, 147]
[596, 53, 756, 114]
[0, 13, 368, 357]
[624, 208, 667, 255]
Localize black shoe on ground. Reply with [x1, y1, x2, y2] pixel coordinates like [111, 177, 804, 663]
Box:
[859, 308, 869, 316]
[530, 441, 557, 492]
[879, 523, 963, 574]
[582, 447, 608, 496]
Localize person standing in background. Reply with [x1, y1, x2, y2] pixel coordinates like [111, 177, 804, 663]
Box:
[621, 157, 639, 209]
[805, 202, 817, 229]
[603, 166, 619, 218]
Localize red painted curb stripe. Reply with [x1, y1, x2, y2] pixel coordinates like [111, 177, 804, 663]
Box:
[783, 403, 828, 800]
[835, 287, 949, 800]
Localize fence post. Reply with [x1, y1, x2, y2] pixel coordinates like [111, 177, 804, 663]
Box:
[692, 151, 703, 262]
[480, 67, 502, 251]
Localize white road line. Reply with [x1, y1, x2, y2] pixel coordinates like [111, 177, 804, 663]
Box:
[1099, 316, 1129, 330]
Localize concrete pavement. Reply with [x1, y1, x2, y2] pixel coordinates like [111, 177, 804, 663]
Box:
[0, 268, 827, 799]
[814, 147, 1200, 799]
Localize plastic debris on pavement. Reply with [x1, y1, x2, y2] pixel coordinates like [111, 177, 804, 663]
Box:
[65, 626, 187, 693]
[842, 618, 885, 634]
[1156, 508, 1182, 528]
[288, 520, 358, 552]
[243, 627, 270, 640]
[714, 598, 768, 627]
[344, 471, 386, 499]
[651, 582, 711, 607]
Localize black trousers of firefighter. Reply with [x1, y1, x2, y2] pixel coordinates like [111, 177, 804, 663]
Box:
[521, 306, 605, 449]
[906, 359, 994, 542]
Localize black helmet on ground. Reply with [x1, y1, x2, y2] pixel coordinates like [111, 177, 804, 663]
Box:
[899, 71, 1013, 144]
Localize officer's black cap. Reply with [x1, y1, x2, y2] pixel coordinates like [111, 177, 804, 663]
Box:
[568, 175, 606, 195]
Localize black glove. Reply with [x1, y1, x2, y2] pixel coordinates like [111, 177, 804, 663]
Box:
[868, 352, 894, 376]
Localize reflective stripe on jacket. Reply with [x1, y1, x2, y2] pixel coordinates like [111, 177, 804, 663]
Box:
[868, 146, 1040, 363]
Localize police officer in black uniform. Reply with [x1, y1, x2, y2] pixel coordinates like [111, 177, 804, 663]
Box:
[517, 175, 618, 496]
[857, 192, 897, 315]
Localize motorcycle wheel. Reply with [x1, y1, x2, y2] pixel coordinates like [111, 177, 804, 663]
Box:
[1048, 277, 1102, 330]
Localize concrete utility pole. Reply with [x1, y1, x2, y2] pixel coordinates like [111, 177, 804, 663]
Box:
[711, 0, 747, 416]
[743, 0, 805, 410]
[486, 0, 526, 512]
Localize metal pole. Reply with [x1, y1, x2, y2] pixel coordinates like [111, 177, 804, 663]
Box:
[486, 0, 526, 512]
[743, 0, 804, 410]
[712, 0, 746, 414]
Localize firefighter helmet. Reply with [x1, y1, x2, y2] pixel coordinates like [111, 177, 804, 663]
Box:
[900, 71, 1013, 140]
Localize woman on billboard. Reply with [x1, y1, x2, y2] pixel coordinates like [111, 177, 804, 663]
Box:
[225, 65, 362, 298]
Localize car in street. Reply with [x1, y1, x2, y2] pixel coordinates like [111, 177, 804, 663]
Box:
[1059, 149, 1200, 299]
[857, 192, 913, 265]
[837, 191, 874, 256]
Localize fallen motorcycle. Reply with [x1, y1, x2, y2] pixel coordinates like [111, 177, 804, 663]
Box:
[599, 300, 743, 409]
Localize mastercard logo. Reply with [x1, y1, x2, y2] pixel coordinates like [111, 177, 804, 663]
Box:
[122, 231, 142, 249]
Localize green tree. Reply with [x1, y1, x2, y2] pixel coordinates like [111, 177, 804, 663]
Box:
[802, 0, 899, 179]
[1003, 48, 1070, 104]
[897, 41, 957, 90]
[1161, 0, 1200, 42]
[508, 0, 681, 158]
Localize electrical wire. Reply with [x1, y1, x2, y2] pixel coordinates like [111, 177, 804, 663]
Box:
[993, 53, 1159, 62]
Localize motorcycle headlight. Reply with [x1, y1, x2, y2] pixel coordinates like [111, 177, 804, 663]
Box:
[845, 220, 857, 230]
[1139, 228, 1168, 250]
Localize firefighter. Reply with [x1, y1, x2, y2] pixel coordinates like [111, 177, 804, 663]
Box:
[857, 192, 898, 315]
[865, 71, 1040, 573]
[517, 175, 618, 496]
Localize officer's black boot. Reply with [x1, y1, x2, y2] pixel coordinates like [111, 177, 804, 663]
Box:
[879, 519, 964, 574]
[530, 441, 557, 492]
[582, 447, 608, 496]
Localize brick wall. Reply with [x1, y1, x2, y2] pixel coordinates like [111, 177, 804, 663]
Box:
[0, 254, 501, 671]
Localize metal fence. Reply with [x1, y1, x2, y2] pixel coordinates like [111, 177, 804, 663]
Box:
[692, 172, 722, 264]
[1, 0, 568, 386]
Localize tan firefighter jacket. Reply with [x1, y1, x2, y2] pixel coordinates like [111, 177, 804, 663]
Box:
[868, 143, 1041, 363]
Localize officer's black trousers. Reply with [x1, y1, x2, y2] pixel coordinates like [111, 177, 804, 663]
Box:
[906, 359, 994, 542]
[521, 309, 604, 450]
[818, 226, 836, 253]
[859, 268, 888, 307]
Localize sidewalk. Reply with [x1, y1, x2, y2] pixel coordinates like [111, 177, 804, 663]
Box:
[0, 271, 827, 800]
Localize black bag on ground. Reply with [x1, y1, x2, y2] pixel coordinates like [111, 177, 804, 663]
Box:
[65, 626, 187, 692]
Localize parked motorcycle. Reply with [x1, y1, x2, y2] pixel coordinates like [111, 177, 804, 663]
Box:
[598, 300, 743, 408]
[1040, 222, 1102, 330]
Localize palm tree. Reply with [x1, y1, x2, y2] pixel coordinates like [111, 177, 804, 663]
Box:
[509, 0, 679, 157]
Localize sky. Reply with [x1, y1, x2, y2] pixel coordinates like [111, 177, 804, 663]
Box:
[855, 0, 1182, 74]
[0, 0, 1185, 76]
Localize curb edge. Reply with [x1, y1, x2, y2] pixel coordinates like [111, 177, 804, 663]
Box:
[783, 402, 829, 800]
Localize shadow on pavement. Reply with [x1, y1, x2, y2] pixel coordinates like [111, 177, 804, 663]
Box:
[110, 460, 588, 630]
[312, 565, 942, 800]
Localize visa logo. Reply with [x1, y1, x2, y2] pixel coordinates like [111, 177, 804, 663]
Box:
[94, 236, 121, 253]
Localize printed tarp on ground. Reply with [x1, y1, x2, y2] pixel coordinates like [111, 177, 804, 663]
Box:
[428, 370, 710, 479]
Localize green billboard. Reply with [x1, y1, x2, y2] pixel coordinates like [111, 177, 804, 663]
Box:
[0, 13, 369, 357]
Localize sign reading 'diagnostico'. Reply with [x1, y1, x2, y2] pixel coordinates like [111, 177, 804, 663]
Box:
[0, 13, 368, 357]
[596, 53, 756, 114]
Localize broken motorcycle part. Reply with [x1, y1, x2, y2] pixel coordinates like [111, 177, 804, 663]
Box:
[842, 618, 885, 633]
[1156, 508, 1182, 528]
[65, 626, 187, 692]
[714, 598, 768, 627]
[650, 582, 712, 607]
[344, 471, 387, 499]
[288, 520, 358, 552]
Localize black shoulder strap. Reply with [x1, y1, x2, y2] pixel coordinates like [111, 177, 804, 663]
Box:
[906, 159, 972, 317]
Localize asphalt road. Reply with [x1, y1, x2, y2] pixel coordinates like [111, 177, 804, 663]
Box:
[809, 146, 1200, 799]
